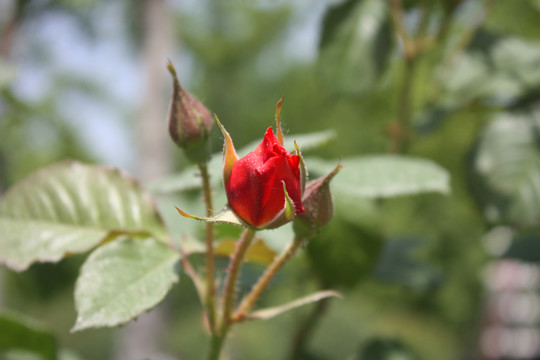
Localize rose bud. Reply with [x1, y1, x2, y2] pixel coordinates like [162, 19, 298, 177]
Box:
[293, 162, 342, 238]
[216, 118, 305, 229]
[167, 60, 213, 163]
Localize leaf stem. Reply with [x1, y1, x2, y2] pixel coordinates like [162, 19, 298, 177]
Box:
[233, 236, 305, 322]
[199, 162, 217, 332]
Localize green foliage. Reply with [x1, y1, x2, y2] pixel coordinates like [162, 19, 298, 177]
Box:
[0, 312, 57, 360]
[0, 161, 168, 271]
[307, 195, 383, 288]
[4, 0, 540, 358]
[358, 338, 421, 360]
[73, 237, 179, 331]
[436, 31, 540, 108]
[308, 155, 450, 199]
[484, 0, 540, 39]
[374, 238, 442, 292]
[318, 0, 393, 94]
[470, 110, 540, 226]
[0, 87, 93, 188]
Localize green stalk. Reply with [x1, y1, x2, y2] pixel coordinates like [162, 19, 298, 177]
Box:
[199, 163, 217, 332]
[233, 236, 305, 322]
[207, 228, 256, 360]
[207, 333, 225, 360]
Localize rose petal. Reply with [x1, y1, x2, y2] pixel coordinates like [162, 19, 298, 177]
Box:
[225, 126, 305, 228]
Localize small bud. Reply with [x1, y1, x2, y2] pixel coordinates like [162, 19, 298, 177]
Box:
[167, 60, 214, 163]
[293, 162, 342, 238]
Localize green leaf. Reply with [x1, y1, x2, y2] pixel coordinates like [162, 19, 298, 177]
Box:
[0, 312, 57, 360]
[72, 237, 180, 331]
[0, 161, 168, 271]
[247, 290, 341, 321]
[318, 0, 393, 94]
[471, 110, 540, 225]
[438, 32, 540, 107]
[308, 156, 450, 199]
[485, 0, 540, 40]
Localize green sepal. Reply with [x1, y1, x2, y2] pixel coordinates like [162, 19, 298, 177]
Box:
[294, 140, 308, 194]
[215, 115, 239, 184]
[175, 206, 244, 227]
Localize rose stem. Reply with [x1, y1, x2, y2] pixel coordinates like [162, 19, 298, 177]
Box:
[233, 236, 305, 322]
[199, 162, 217, 332]
[208, 228, 256, 360]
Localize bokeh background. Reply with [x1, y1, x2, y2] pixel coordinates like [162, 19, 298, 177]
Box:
[2, 0, 540, 359]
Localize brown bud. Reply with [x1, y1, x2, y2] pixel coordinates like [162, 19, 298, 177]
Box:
[293, 162, 342, 238]
[167, 60, 213, 163]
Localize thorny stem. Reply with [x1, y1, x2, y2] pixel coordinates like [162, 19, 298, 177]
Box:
[207, 228, 256, 360]
[199, 162, 217, 332]
[233, 236, 306, 322]
[221, 228, 256, 330]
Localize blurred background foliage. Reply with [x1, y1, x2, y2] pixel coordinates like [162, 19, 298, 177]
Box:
[2, 0, 540, 359]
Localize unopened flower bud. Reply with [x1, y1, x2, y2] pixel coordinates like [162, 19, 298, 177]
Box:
[293, 162, 342, 238]
[218, 119, 305, 229]
[167, 61, 213, 163]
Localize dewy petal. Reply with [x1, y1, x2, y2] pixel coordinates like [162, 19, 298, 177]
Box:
[257, 156, 290, 226]
[215, 115, 239, 183]
[256, 155, 303, 226]
[254, 127, 281, 162]
[225, 152, 265, 227]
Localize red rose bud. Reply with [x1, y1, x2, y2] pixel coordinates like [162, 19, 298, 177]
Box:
[217, 120, 305, 229]
[293, 162, 342, 238]
[167, 61, 213, 163]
